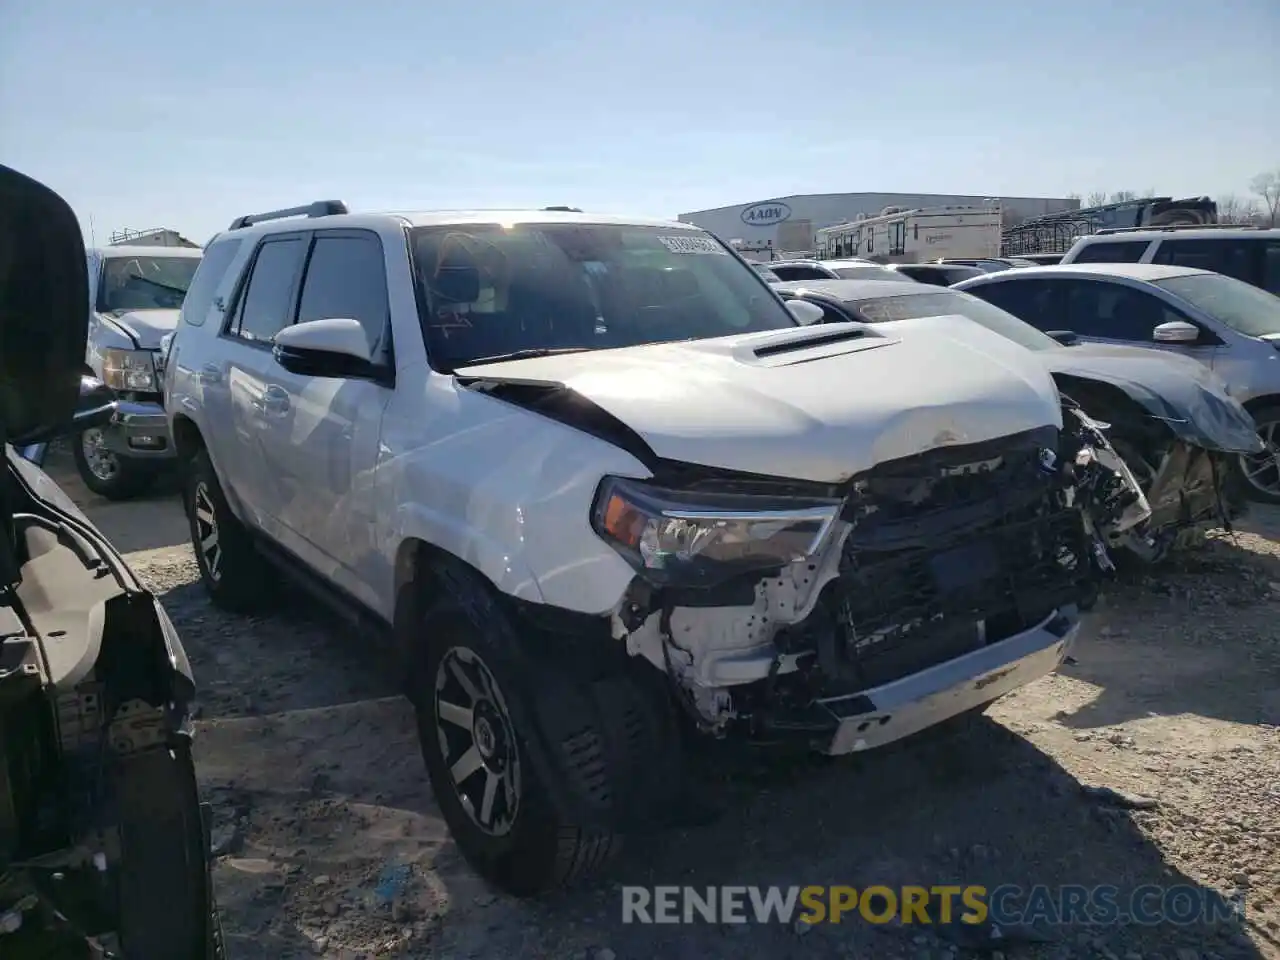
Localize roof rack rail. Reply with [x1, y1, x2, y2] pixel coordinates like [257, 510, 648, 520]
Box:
[1094, 223, 1259, 235]
[542, 205, 582, 212]
[227, 200, 349, 231]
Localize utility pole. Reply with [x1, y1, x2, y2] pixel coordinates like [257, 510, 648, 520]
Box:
[88, 214, 97, 247]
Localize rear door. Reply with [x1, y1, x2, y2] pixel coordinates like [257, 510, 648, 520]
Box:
[219, 233, 309, 535]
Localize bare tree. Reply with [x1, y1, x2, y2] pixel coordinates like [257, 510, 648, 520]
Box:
[1251, 169, 1280, 227]
[1086, 191, 1109, 207]
[1109, 190, 1138, 203]
[1217, 194, 1261, 225]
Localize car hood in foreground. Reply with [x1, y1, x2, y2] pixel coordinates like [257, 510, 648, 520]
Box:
[1043, 343, 1263, 454]
[457, 317, 1064, 484]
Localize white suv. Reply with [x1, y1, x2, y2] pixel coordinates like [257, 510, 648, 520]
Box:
[164, 201, 1130, 894]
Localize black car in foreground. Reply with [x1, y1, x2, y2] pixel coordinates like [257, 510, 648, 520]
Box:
[773, 279, 1263, 561]
[1, 164, 222, 955]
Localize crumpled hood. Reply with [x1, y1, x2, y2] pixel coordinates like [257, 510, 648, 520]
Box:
[457, 316, 1064, 483]
[101, 308, 181, 349]
[1043, 343, 1263, 454]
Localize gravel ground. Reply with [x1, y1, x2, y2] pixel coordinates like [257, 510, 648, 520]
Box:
[54, 454, 1280, 960]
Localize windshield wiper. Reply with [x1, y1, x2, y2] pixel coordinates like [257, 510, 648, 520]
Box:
[451, 347, 592, 369]
[127, 274, 189, 296]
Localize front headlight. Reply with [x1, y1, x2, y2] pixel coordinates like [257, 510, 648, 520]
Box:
[591, 476, 841, 586]
[102, 347, 158, 392]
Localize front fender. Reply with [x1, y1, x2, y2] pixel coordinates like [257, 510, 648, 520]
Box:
[1057, 369, 1263, 455]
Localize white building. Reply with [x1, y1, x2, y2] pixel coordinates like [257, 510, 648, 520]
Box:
[679, 192, 1079, 257]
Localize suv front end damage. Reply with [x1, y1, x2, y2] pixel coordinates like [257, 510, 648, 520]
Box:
[604, 420, 1144, 751]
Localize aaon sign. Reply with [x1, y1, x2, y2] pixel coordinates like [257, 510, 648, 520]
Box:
[740, 200, 792, 227]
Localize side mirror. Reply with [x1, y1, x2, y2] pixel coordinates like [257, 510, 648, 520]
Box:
[1152, 320, 1200, 344]
[1046, 329, 1080, 346]
[785, 299, 826, 325]
[272, 318, 380, 379]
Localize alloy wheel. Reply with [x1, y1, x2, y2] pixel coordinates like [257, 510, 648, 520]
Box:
[434, 646, 521, 837]
[192, 482, 222, 582]
[1239, 419, 1280, 499]
[81, 428, 120, 481]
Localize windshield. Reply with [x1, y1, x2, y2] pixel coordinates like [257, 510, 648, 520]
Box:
[832, 265, 900, 280]
[851, 289, 1061, 352]
[1154, 273, 1280, 338]
[96, 255, 200, 313]
[409, 223, 795, 369]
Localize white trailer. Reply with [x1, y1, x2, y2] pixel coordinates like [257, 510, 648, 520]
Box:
[816, 203, 1002, 263]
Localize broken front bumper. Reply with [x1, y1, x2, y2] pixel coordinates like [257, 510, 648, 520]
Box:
[819, 606, 1079, 754]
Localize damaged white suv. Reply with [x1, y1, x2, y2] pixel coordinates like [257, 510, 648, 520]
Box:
[164, 202, 1135, 895]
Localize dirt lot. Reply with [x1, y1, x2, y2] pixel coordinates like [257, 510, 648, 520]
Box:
[47, 453, 1280, 960]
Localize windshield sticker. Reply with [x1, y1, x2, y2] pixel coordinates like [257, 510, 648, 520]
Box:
[657, 235, 729, 255]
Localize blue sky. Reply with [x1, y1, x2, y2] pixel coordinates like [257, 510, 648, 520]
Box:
[2, 0, 1277, 243]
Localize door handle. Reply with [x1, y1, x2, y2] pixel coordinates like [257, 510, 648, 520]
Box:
[199, 363, 222, 385]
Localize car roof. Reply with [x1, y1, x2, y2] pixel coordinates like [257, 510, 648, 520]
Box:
[215, 208, 702, 243]
[92, 245, 203, 258]
[773, 258, 872, 268]
[1076, 227, 1280, 243]
[960, 263, 1213, 283]
[774, 279, 937, 301]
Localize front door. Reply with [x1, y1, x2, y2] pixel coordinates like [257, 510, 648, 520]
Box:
[256, 230, 394, 608]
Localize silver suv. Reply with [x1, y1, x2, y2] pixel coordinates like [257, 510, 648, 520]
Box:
[1060, 227, 1280, 296]
[954, 263, 1280, 502]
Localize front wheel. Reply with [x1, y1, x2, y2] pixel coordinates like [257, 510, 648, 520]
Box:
[73, 427, 158, 500]
[1237, 405, 1280, 505]
[414, 602, 621, 895]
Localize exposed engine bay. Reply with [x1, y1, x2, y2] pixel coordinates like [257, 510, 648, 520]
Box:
[612, 405, 1147, 736]
[0, 452, 216, 955]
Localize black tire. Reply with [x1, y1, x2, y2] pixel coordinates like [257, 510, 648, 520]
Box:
[1236, 404, 1280, 505]
[185, 449, 271, 612]
[411, 579, 622, 896]
[115, 744, 217, 959]
[72, 427, 158, 500]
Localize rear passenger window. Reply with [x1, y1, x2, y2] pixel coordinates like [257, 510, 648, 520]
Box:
[182, 238, 242, 327]
[1152, 238, 1258, 285]
[968, 279, 1067, 330]
[296, 233, 389, 351]
[1070, 240, 1148, 263]
[772, 266, 829, 281]
[231, 238, 306, 343]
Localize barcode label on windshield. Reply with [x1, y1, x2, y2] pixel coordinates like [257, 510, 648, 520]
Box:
[657, 235, 729, 255]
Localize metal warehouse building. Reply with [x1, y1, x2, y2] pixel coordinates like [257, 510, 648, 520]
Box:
[679, 192, 1079, 255]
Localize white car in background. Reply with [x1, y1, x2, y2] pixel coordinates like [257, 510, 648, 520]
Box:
[81, 244, 202, 498]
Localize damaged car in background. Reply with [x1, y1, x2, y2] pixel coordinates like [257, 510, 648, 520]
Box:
[165, 205, 1148, 896]
[775, 279, 1263, 563]
[1, 164, 222, 956]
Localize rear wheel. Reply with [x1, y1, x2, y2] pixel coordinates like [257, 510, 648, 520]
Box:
[1238, 405, 1280, 505]
[185, 450, 271, 611]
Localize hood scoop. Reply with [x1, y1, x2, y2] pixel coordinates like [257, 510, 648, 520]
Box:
[746, 323, 893, 366]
